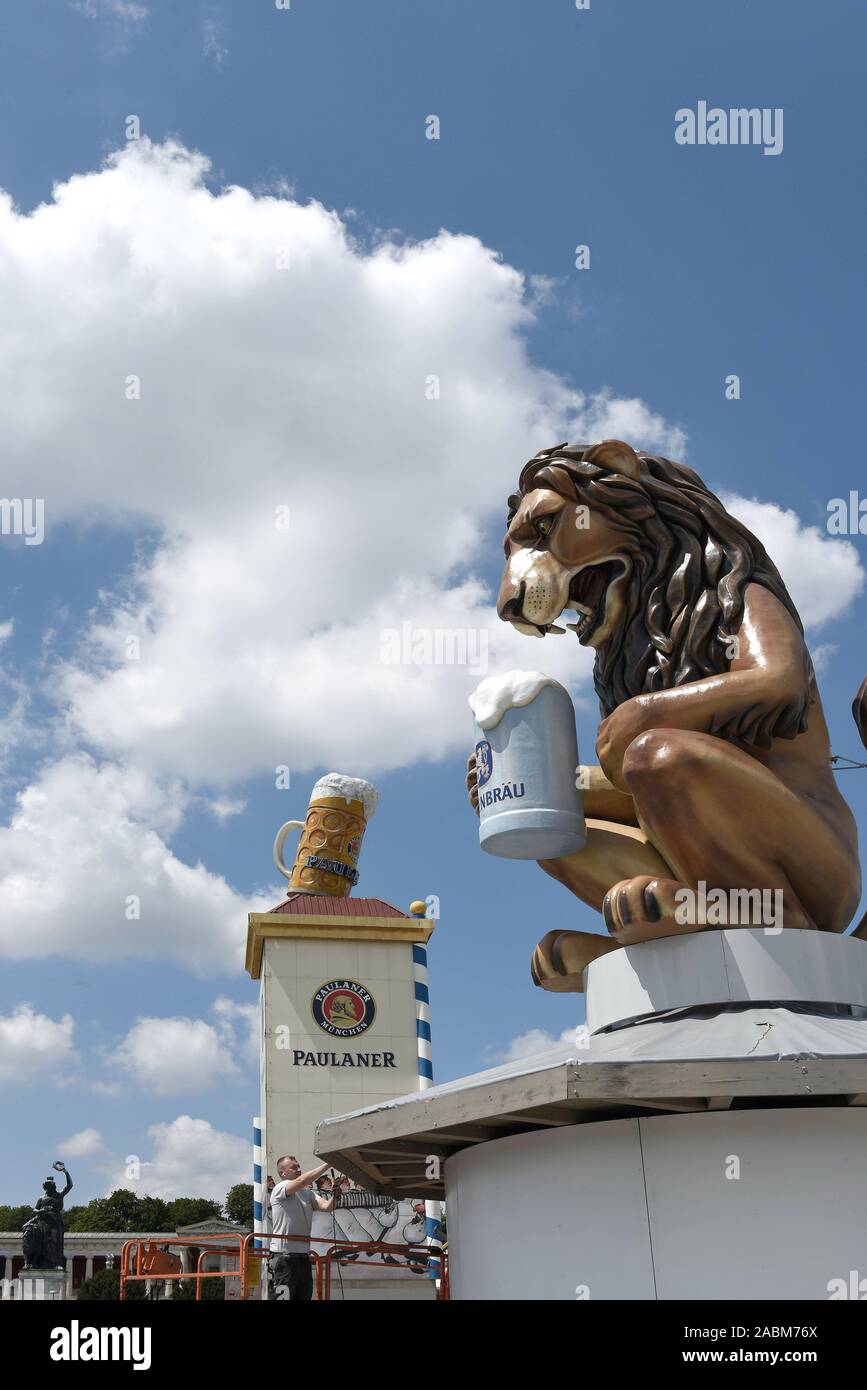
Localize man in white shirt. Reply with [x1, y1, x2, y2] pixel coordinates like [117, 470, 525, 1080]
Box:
[270, 1154, 334, 1300]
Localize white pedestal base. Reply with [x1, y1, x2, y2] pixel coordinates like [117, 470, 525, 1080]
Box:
[18, 1268, 67, 1300]
[446, 1106, 867, 1300]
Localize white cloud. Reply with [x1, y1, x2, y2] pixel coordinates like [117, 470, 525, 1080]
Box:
[212, 996, 259, 1066]
[206, 795, 246, 822]
[0, 621, 13, 647]
[486, 1026, 577, 1066]
[722, 494, 865, 630]
[0, 138, 682, 789]
[0, 755, 273, 970]
[811, 643, 836, 674]
[111, 1015, 241, 1094]
[58, 1127, 104, 1158]
[0, 1004, 77, 1084]
[106, 1115, 248, 1200]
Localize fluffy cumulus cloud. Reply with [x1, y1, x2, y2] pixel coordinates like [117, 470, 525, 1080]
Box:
[106, 999, 257, 1093]
[722, 494, 864, 630]
[57, 1127, 104, 1159]
[105, 1115, 249, 1200]
[0, 138, 682, 787]
[0, 755, 272, 969]
[0, 1004, 77, 1084]
[110, 1014, 241, 1095]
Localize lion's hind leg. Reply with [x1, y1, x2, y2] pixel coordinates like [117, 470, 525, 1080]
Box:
[622, 728, 859, 934]
[532, 819, 677, 990]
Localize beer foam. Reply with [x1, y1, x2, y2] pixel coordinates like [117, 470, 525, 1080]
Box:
[311, 773, 379, 820]
[468, 670, 564, 730]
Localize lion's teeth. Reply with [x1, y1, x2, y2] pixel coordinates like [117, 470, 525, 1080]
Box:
[547, 624, 566, 634]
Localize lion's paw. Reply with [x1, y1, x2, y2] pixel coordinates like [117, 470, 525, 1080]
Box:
[602, 875, 692, 944]
[531, 928, 621, 993]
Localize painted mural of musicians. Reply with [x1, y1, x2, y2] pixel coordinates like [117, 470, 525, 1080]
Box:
[22, 1161, 73, 1269]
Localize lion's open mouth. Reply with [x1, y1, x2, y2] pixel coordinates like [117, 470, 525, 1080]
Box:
[564, 561, 620, 641]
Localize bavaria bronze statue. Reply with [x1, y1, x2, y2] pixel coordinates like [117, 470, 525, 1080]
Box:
[467, 439, 865, 991]
[21, 1161, 73, 1269]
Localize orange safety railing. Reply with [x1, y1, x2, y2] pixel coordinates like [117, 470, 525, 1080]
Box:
[120, 1233, 250, 1301]
[120, 1230, 448, 1300]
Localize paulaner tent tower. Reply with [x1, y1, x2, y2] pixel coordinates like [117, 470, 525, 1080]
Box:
[245, 772, 436, 1294]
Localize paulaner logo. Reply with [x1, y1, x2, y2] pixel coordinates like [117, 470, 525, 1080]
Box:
[675, 101, 783, 156]
[50, 1320, 151, 1370]
[312, 979, 376, 1037]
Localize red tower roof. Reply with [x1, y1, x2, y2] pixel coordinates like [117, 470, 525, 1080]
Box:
[268, 893, 412, 919]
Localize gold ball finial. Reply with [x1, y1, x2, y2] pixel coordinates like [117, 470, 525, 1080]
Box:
[409, 900, 427, 917]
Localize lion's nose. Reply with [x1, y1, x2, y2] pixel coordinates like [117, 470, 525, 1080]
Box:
[497, 580, 526, 624]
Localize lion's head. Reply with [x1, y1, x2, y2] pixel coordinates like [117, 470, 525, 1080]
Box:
[498, 439, 809, 729]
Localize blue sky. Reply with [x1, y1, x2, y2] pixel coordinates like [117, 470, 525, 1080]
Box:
[0, 0, 865, 1204]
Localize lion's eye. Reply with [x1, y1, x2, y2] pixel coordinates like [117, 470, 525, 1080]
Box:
[534, 516, 556, 540]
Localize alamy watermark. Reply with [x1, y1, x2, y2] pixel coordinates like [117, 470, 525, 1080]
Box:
[380, 621, 488, 674]
[675, 102, 783, 157]
[674, 880, 783, 933]
[0, 498, 44, 545]
[827, 491, 867, 535]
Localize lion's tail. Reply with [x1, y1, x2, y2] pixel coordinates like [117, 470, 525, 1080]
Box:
[849, 676, 867, 939]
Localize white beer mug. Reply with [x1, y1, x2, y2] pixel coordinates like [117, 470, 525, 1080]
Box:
[469, 670, 586, 860]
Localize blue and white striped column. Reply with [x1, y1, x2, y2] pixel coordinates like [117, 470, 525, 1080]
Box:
[413, 943, 433, 1085]
[252, 1116, 264, 1253]
[412, 934, 441, 1280]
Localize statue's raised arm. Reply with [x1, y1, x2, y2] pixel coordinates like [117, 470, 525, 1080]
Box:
[52, 1160, 73, 1199]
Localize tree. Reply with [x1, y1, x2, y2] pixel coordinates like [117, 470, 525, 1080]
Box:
[0, 1204, 35, 1231]
[66, 1190, 172, 1233]
[136, 1195, 172, 1231]
[66, 1199, 111, 1232]
[167, 1197, 222, 1227]
[224, 1184, 253, 1227]
[102, 1189, 145, 1231]
[77, 1268, 145, 1301]
[67, 1191, 141, 1232]
[4, 1187, 223, 1236]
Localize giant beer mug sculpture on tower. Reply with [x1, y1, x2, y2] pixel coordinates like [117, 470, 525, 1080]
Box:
[273, 773, 379, 896]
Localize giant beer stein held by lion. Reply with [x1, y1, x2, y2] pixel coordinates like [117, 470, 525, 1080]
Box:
[469, 669, 586, 859]
[274, 773, 379, 897]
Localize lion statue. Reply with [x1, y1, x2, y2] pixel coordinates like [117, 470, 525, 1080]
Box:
[466, 439, 864, 991]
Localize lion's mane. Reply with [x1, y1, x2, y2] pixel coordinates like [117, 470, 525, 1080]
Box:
[508, 444, 813, 745]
